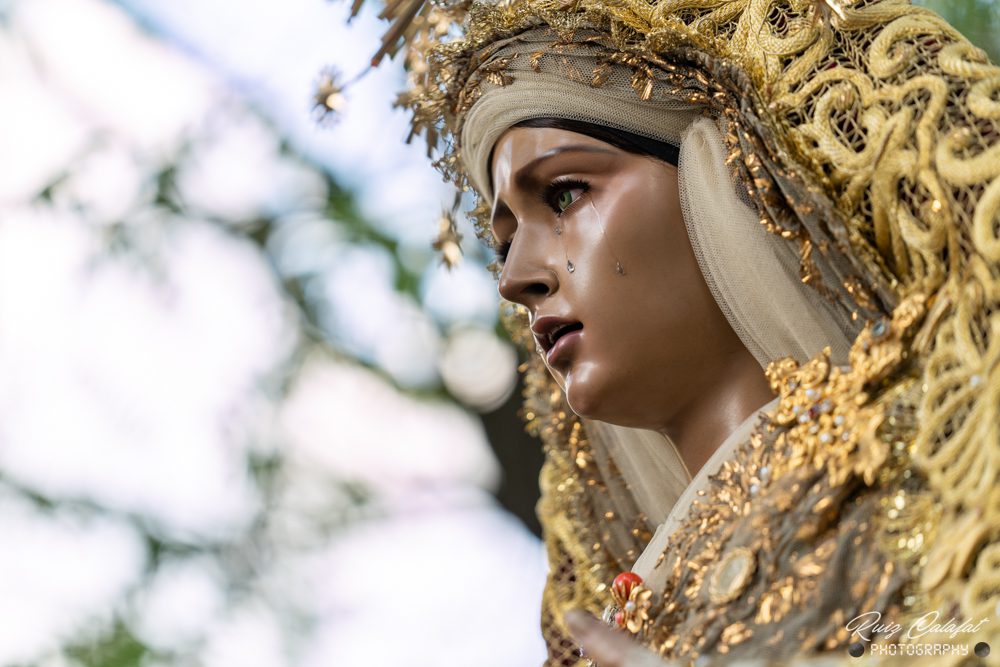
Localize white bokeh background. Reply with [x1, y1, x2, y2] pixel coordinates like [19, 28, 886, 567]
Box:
[0, 0, 544, 664]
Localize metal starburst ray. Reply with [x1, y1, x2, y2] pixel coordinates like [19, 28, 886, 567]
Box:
[312, 66, 348, 126]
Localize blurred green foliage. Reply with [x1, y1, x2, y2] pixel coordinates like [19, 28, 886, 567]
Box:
[64, 623, 152, 667]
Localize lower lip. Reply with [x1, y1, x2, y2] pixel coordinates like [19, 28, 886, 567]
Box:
[547, 329, 582, 366]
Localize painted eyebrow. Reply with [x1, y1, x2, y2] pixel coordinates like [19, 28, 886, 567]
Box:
[489, 144, 616, 236]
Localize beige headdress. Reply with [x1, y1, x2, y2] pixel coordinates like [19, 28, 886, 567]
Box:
[345, 0, 1000, 664]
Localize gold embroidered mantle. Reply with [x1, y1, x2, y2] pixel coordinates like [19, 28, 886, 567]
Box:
[636, 294, 928, 661]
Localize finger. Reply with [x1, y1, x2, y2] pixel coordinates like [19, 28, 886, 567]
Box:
[565, 609, 637, 667]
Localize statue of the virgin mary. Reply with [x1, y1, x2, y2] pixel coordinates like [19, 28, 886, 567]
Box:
[341, 0, 1000, 664]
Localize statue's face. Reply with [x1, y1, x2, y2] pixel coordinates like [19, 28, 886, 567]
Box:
[489, 126, 746, 429]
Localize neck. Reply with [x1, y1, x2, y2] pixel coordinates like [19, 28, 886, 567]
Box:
[658, 351, 775, 478]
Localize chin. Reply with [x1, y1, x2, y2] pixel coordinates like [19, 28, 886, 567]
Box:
[564, 365, 655, 428]
[565, 385, 599, 420]
[563, 365, 616, 421]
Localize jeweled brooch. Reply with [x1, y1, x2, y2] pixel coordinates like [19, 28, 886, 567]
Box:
[606, 571, 653, 635]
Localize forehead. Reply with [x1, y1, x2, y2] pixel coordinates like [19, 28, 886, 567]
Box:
[489, 126, 610, 187]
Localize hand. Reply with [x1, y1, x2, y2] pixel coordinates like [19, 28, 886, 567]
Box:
[564, 609, 681, 667]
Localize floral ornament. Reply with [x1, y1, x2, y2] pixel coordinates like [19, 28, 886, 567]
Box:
[609, 571, 653, 635]
[763, 293, 928, 489]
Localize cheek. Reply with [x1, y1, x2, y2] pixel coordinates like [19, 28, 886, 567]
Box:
[557, 179, 709, 422]
[574, 184, 696, 346]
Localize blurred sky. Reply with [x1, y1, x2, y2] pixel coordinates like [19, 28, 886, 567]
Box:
[0, 0, 545, 665]
[116, 0, 455, 245]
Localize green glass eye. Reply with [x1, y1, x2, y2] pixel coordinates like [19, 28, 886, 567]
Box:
[557, 189, 575, 211]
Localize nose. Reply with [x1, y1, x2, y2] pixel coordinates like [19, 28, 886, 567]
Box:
[496, 238, 558, 309]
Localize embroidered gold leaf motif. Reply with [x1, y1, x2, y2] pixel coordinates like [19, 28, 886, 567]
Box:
[764, 294, 927, 489]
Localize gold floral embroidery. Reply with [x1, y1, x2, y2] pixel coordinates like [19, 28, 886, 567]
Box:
[765, 293, 928, 488]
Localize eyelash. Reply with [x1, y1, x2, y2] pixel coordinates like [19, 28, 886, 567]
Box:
[495, 177, 591, 263]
